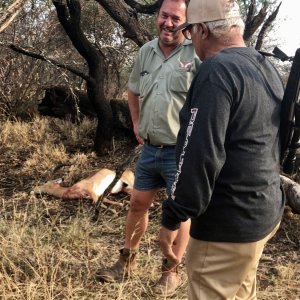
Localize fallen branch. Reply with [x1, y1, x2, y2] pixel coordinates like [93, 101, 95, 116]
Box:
[9, 44, 89, 80]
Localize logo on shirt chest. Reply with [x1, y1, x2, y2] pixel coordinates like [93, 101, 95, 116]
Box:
[179, 60, 193, 71]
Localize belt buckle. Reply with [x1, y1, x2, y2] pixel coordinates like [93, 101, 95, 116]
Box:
[144, 139, 166, 148]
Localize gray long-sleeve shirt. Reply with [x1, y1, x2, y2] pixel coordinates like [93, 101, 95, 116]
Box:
[162, 47, 285, 242]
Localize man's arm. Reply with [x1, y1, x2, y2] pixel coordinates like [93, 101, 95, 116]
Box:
[160, 78, 231, 233]
[127, 88, 144, 144]
[159, 79, 230, 259]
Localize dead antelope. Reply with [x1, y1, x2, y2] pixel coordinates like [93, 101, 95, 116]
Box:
[33, 168, 134, 205]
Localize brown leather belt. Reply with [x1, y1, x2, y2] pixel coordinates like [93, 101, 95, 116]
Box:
[144, 140, 175, 149]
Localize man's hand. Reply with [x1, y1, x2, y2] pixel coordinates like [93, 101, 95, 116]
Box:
[159, 226, 180, 265]
[133, 122, 144, 145]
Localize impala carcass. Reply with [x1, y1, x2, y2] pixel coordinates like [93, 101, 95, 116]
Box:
[33, 168, 134, 205]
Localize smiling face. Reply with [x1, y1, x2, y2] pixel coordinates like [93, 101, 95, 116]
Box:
[157, 0, 187, 53]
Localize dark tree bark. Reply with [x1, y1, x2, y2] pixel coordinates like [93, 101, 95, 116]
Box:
[94, 0, 154, 47]
[48, 0, 161, 155]
[255, 2, 281, 50]
[53, 0, 112, 155]
[243, 0, 282, 50]
[123, 0, 160, 14]
[244, 0, 268, 42]
[38, 86, 133, 131]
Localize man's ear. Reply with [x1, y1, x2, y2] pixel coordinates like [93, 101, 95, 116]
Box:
[200, 23, 209, 39]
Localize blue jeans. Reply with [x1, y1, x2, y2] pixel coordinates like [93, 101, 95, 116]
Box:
[134, 144, 177, 195]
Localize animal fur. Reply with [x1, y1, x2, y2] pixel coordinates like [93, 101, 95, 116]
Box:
[33, 168, 134, 203]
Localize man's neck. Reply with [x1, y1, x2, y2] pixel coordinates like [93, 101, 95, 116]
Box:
[204, 33, 246, 60]
[158, 41, 183, 58]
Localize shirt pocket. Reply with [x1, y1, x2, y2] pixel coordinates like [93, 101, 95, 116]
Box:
[170, 69, 193, 93]
[139, 73, 153, 99]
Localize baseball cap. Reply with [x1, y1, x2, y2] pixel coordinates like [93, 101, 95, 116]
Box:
[173, 0, 241, 31]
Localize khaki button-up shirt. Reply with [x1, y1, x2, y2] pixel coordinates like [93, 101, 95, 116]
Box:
[128, 38, 200, 145]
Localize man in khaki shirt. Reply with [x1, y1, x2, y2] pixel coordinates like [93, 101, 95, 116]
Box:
[96, 0, 200, 296]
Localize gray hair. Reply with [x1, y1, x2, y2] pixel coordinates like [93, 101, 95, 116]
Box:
[205, 17, 245, 37]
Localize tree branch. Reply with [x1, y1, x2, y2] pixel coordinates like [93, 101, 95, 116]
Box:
[9, 44, 89, 80]
[52, 0, 105, 70]
[244, 0, 268, 42]
[255, 2, 282, 50]
[95, 0, 153, 47]
[123, 0, 160, 14]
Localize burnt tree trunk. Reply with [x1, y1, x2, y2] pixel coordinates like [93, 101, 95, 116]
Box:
[243, 0, 281, 50]
[95, 0, 154, 47]
[53, 0, 112, 155]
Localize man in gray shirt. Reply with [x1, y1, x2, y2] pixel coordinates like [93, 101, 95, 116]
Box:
[159, 0, 285, 299]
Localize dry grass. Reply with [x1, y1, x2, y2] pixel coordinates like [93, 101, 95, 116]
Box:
[0, 117, 299, 300]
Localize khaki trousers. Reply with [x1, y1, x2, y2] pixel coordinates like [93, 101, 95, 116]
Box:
[186, 223, 280, 300]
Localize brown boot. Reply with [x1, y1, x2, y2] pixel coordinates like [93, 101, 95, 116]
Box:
[153, 259, 182, 296]
[95, 248, 138, 283]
